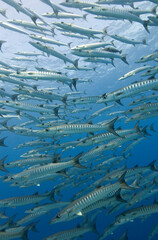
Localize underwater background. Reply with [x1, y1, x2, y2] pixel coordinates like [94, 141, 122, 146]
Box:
[0, 0, 158, 239]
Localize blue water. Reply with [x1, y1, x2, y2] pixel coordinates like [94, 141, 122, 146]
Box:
[0, 0, 158, 239]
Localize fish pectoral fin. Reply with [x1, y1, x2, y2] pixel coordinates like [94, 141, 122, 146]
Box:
[76, 211, 83, 216]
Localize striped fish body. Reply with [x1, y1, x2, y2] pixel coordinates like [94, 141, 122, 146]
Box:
[44, 226, 91, 240]
[0, 100, 54, 113]
[0, 192, 51, 207]
[51, 178, 130, 223]
[84, 7, 148, 30]
[12, 160, 74, 181]
[38, 120, 116, 136]
[116, 203, 158, 224]
[126, 102, 158, 115]
[54, 22, 105, 37]
[98, 79, 158, 103]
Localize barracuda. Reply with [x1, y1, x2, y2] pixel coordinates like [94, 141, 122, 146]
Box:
[60, 1, 100, 9]
[0, 21, 28, 35]
[40, 0, 67, 14]
[7, 19, 51, 32]
[0, 68, 14, 75]
[136, 50, 158, 63]
[25, 201, 69, 214]
[42, 12, 86, 19]
[106, 160, 158, 181]
[119, 66, 152, 80]
[50, 173, 132, 223]
[115, 202, 158, 225]
[83, 7, 149, 32]
[68, 95, 102, 105]
[9, 153, 84, 182]
[71, 49, 128, 64]
[125, 110, 158, 123]
[53, 22, 107, 38]
[84, 57, 114, 66]
[97, 78, 158, 104]
[89, 104, 115, 119]
[0, 190, 54, 208]
[37, 117, 119, 137]
[125, 102, 158, 115]
[0, 74, 36, 89]
[11, 71, 73, 84]
[141, 66, 158, 77]
[77, 122, 141, 147]
[15, 210, 49, 226]
[13, 88, 67, 103]
[1, 0, 37, 22]
[45, 221, 97, 240]
[29, 34, 68, 46]
[29, 41, 79, 68]
[109, 34, 147, 46]
[129, 93, 158, 106]
[4, 155, 54, 168]
[72, 41, 112, 50]
[14, 51, 43, 56]
[0, 100, 55, 113]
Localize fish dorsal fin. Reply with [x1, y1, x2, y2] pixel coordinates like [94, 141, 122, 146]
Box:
[34, 191, 38, 195]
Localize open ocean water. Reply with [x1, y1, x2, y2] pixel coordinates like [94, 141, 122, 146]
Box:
[0, 0, 158, 239]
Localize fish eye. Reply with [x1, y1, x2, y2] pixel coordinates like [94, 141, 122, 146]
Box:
[56, 213, 61, 218]
[45, 128, 49, 132]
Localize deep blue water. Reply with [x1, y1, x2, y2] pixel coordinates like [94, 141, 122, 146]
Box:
[0, 0, 158, 239]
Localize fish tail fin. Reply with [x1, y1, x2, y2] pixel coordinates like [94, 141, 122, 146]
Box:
[134, 121, 143, 135]
[31, 16, 38, 25]
[0, 136, 8, 147]
[148, 160, 158, 171]
[143, 21, 150, 33]
[114, 188, 127, 203]
[150, 123, 156, 132]
[49, 189, 55, 201]
[102, 27, 108, 35]
[141, 125, 152, 136]
[130, 178, 141, 189]
[83, 14, 88, 20]
[105, 116, 120, 137]
[73, 152, 86, 169]
[121, 54, 129, 64]
[111, 59, 115, 67]
[0, 9, 7, 18]
[72, 78, 78, 90]
[32, 85, 38, 90]
[0, 208, 8, 219]
[7, 214, 16, 228]
[118, 172, 134, 190]
[152, 5, 157, 15]
[0, 40, 6, 52]
[91, 216, 99, 235]
[67, 42, 72, 48]
[0, 155, 8, 172]
[21, 224, 32, 240]
[29, 221, 39, 232]
[11, 94, 18, 101]
[62, 95, 67, 105]
[74, 59, 79, 69]
[142, 38, 147, 45]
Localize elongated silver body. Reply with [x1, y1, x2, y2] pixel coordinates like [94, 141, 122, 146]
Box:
[97, 79, 158, 103]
